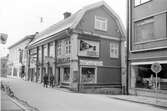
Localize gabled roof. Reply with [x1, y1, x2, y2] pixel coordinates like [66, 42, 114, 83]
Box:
[29, 1, 125, 46]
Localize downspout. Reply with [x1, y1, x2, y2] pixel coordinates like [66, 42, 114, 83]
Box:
[126, 0, 131, 95]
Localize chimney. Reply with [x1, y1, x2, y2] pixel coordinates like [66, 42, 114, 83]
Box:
[63, 12, 71, 19]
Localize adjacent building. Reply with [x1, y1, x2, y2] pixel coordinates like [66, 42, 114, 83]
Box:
[28, 1, 126, 93]
[127, 0, 167, 98]
[8, 35, 35, 79]
[0, 56, 8, 77]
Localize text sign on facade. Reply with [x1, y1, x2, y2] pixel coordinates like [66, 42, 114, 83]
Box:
[80, 60, 103, 66]
[78, 39, 99, 57]
[151, 62, 162, 73]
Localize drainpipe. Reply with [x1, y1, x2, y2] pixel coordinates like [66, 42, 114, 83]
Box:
[126, 0, 131, 95]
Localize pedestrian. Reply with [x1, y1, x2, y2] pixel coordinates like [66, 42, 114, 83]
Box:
[50, 75, 55, 88]
[43, 74, 48, 88]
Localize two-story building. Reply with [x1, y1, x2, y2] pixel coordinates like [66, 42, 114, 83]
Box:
[127, 0, 167, 98]
[28, 1, 126, 93]
[8, 34, 35, 79]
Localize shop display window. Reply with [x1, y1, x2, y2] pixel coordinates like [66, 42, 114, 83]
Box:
[81, 67, 96, 83]
[134, 64, 167, 90]
[63, 67, 70, 82]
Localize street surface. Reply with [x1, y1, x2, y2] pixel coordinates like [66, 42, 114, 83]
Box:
[1, 77, 166, 111]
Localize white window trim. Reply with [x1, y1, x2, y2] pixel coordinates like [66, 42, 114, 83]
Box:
[80, 66, 97, 84]
[94, 16, 108, 31]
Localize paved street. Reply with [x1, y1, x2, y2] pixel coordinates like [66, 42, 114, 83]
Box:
[1, 77, 166, 111]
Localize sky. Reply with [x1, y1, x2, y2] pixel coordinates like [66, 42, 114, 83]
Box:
[0, 0, 127, 57]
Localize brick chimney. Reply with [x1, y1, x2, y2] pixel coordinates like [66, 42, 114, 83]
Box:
[63, 12, 71, 19]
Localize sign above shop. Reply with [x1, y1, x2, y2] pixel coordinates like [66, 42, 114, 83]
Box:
[80, 60, 103, 66]
[78, 40, 99, 57]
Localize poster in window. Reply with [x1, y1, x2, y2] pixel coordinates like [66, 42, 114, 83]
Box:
[78, 39, 99, 57]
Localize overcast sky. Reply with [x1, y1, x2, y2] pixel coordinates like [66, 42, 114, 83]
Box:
[0, 0, 126, 57]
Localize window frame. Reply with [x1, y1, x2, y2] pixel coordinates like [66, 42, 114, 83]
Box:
[110, 42, 119, 58]
[94, 16, 108, 31]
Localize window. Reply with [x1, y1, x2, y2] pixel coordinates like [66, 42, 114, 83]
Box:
[81, 67, 96, 83]
[135, 0, 151, 6]
[132, 64, 167, 90]
[43, 45, 47, 59]
[49, 42, 54, 57]
[38, 47, 42, 63]
[110, 42, 119, 58]
[63, 67, 70, 82]
[135, 18, 154, 42]
[95, 16, 107, 31]
[57, 41, 62, 56]
[65, 39, 71, 54]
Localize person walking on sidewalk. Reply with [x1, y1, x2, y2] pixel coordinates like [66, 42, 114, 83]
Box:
[50, 75, 55, 88]
[43, 74, 48, 88]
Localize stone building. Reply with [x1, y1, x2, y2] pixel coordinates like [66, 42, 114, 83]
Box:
[28, 1, 126, 93]
[127, 0, 167, 98]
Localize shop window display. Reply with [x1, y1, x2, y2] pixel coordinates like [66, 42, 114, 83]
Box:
[81, 67, 96, 83]
[63, 67, 70, 82]
[134, 64, 167, 90]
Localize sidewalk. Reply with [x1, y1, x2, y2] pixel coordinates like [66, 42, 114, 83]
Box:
[109, 95, 167, 109]
[1, 90, 24, 111]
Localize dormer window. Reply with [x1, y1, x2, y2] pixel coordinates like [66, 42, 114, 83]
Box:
[94, 16, 107, 31]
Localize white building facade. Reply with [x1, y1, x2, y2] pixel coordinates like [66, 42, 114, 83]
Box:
[8, 35, 34, 79]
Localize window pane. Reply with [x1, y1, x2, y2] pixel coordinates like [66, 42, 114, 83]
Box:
[110, 42, 119, 58]
[95, 16, 107, 31]
[63, 67, 70, 82]
[81, 67, 95, 83]
[133, 64, 167, 90]
[135, 18, 154, 42]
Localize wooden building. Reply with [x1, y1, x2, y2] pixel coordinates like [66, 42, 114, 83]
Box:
[28, 1, 125, 93]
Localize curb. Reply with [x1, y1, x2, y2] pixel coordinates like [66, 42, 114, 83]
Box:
[109, 96, 167, 109]
[8, 96, 29, 111]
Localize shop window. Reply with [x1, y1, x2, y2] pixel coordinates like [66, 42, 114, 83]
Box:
[81, 67, 96, 83]
[135, 0, 151, 6]
[63, 67, 70, 82]
[110, 42, 119, 58]
[135, 18, 155, 43]
[134, 64, 167, 90]
[94, 16, 107, 31]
